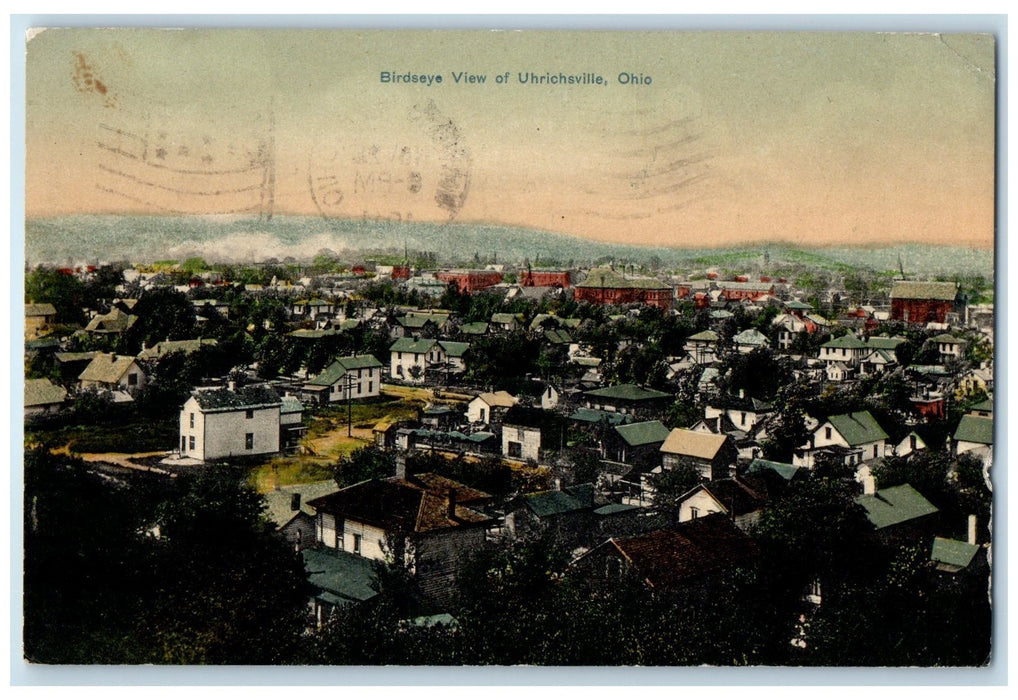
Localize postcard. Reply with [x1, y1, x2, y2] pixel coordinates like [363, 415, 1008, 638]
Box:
[21, 25, 996, 672]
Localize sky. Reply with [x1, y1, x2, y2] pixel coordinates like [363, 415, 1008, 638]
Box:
[24, 28, 997, 249]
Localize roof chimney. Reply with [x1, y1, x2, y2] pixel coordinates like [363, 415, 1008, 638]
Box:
[861, 474, 876, 496]
[447, 487, 457, 520]
[968, 514, 978, 545]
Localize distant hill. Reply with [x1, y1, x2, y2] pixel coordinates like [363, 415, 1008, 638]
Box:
[24, 215, 994, 279]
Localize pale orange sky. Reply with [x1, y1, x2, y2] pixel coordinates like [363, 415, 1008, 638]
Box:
[25, 29, 996, 248]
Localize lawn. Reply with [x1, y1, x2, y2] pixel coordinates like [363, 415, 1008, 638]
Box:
[26, 418, 178, 455]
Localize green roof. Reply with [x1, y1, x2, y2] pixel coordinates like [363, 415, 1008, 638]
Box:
[569, 408, 632, 425]
[969, 398, 994, 413]
[459, 321, 489, 335]
[615, 420, 671, 447]
[584, 384, 671, 402]
[438, 340, 470, 357]
[866, 336, 905, 350]
[137, 337, 218, 360]
[931, 537, 979, 570]
[747, 458, 800, 482]
[524, 484, 596, 518]
[305, 355, 382, 386]
[822, 334, 868, 350]
[784, 300, 813, 310]
[491, 312, 523, 324]
[930, 333, 963, 343]
[594, 503, 640, 516]
[827, 411, 888, 446]
[890, 281, 958, 301]
[855, 484, 938, 530]
[390, 337, 438, 354]
[280, 396, 305, 414]
[953, 415, 993, 445]
[544, 329, 573, 344]
[302, 546, 379, 605]
[576, 267, 670, 291]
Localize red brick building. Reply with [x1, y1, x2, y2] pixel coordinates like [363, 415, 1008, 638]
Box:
[718, 282, 775, 302]
[890, 281, 958, 324]
[574, 267, 673, 310]
[519, 269, 571, 288]
[391, 265, 411, 280]
[434, 269, 503, 293]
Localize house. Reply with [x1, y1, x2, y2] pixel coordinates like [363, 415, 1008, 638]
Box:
[306, 474, 493, 605]
[490, 312, 525, 332]
[574, 267, 673, 310]
[953, 414, 993, 467]
[855, 483, 939, 545]
[894, 431, 928, 457]
[505, 483, 598, 546]
[24, 378, 68, 417]
[389, 337, 470, 384]
[280, 395, 308, 454]
[581, 384, 671, 419]
[434, 269, 503, 293]
[607, 420, 671, 466]
[465, 390, 518, 424]
[569, 515, 759, 595]
[78, 353, 148, 394]
[500, 406, 548, 463]
[929, 333, 967, 363]
[819, 334, 869, 367]
[704, 393, 774, 434]
[301, 546, 380, 624]
[264, 481, 341, 550]
[930, 536, 982, 574]
[746, 458, 803, 487]
[718, 281, 775, 302]
[178, 385, 284, 462]
[660, 429, 738, 481]
[83, 307, 138, 335]
[301, 355, 383, 405]
[136, 337, 219, 361]
[889, 281, 959, 325]
[732, 328, 770, 354]
[684, 330, 719, 365]
[25, 302, 57, 339]
[794, 410, 888, 468]
[675, 476, 770, 531]
[519, 269, 571, 288]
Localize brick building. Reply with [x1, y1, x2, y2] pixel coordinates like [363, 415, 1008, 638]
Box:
[519, 269, 572, 288]
[574, 267, 673, 310]
[889, 281, 959, 324]
[434, 269, 503, 293]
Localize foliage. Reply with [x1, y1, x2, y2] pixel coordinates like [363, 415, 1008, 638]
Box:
[332, 445, 396, 488]
[649, 463, 704, 510]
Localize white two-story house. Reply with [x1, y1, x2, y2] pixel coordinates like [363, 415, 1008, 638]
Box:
[179, 385, 284, 462]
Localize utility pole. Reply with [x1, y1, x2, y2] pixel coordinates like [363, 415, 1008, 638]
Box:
[347, 373, 353, 437]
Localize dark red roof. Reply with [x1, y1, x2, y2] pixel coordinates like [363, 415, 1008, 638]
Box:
[610, 515, 758, 589]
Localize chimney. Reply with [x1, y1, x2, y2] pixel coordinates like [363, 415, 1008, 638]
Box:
[291, 493, 301, 512]
[552, 477, 562, 491]
[861, 474, 876, 496]
[110, 353, 117, 362]
[447, 487, 457, 520]
[968, 514, 978, 545]
[228, 380, 236, 391]
[395, 452, 407, 480]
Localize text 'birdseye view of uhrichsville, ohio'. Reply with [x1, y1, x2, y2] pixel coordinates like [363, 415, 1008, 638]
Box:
[21, 28, 996, 667]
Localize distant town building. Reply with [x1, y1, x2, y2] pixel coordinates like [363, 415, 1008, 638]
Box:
[574, 267, 672, 310]
[889, 281, 959, 325]
[519, 269, 571, 288]
[434, 269, 503, 293]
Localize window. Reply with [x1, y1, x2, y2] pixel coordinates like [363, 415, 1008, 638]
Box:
[873, 445, 879, 458]
[740, 411, 747, 426]
[508, 441, 522, 459]
[352, 534, 362, 555]
[690, 507, 700, 520]
[181, 436, 186, 452]
[245, 433, 254, 450]
[189, 412, 194, 429]
[189, 435, 195, 451]
[824, 426, 832, 440]
[246, 409, 254, 419]
[127, 372, 138, 386]
[368, 381, 373, 393]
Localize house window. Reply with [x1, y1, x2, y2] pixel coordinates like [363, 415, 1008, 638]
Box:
[352, 533, 362, 555]
[740, 411, 747, 426]
[189, 435, 195, 451]
[246, 409, 254, 419]
[189, 413, 194, 428]
[127, 372, 138, 386]
[690, 507, 700, 520]
[873, 445, 879, 458]
[825, 426, 832, 440]
[181, 436, 186, 452]
[368, 381, 373, 393]
[508, 441, 522, 459]
[245, 433, 254, 450]
[398, 352, 403, 360]
[479, 407, 487, 423]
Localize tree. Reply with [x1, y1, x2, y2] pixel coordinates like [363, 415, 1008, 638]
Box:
[333, 446, 396, 488]
[650, 463, 703, 510]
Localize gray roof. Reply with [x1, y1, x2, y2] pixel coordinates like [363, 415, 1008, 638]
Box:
[78, 353, 142, 384]
[25, 303, 57, 317]
[191, 385, 282, 413]
[584, 384, 671, 402]
[953, 414, 993, 445]
[524, 484, 596, 518]
[263, 481, 339, 528]
[24, 378, 68, 408]
[890, 281, 959, 301]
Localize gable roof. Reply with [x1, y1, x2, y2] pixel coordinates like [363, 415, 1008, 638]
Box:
[576, 267, 670, 291]
[605, 516, 759, 588]
[866, 336, 906, 351]
[305, 355, 383, 387]
[747, 458, 801, 482]
[569, 407, 633, 426]
[855, 484, 939, 530]
[137, 337, 218, 360]
[24, 378, 68, 408]
[389, 337, 438, 354]
[822, 334, 869, 350]
[438, 340, 470, 358]
[687, 330, 719, 343]
[692, 477, 770, 517]
[827, 411, 888, 446]
[78, 353, 142, 384]
[660, 429, 729, 460]
[890, 281, 959, 301]
[301, 547, 379, 606]
[84, 307, 137, 333]
[614, 420, 671, 447]
[473, 390, 518, 409]
[190, 385, 282, 413]
[458, 321, 489, 335]
[953, 414, 993, 445]
[263, 481, 341, 529]
[733, 328, 769, 345]
[25, 303, 57, 317]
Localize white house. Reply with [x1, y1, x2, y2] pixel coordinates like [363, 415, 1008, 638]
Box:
[466, 391, 518, 424]
[818, 334, 869, 367]
[389, 337, 470, 383]
[794, 410, 889, 468]
[78, 353, 148, 394]
[179, 385, 283, 462]
[301, 355, 383, 404]
[502, 423, 541, 462]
